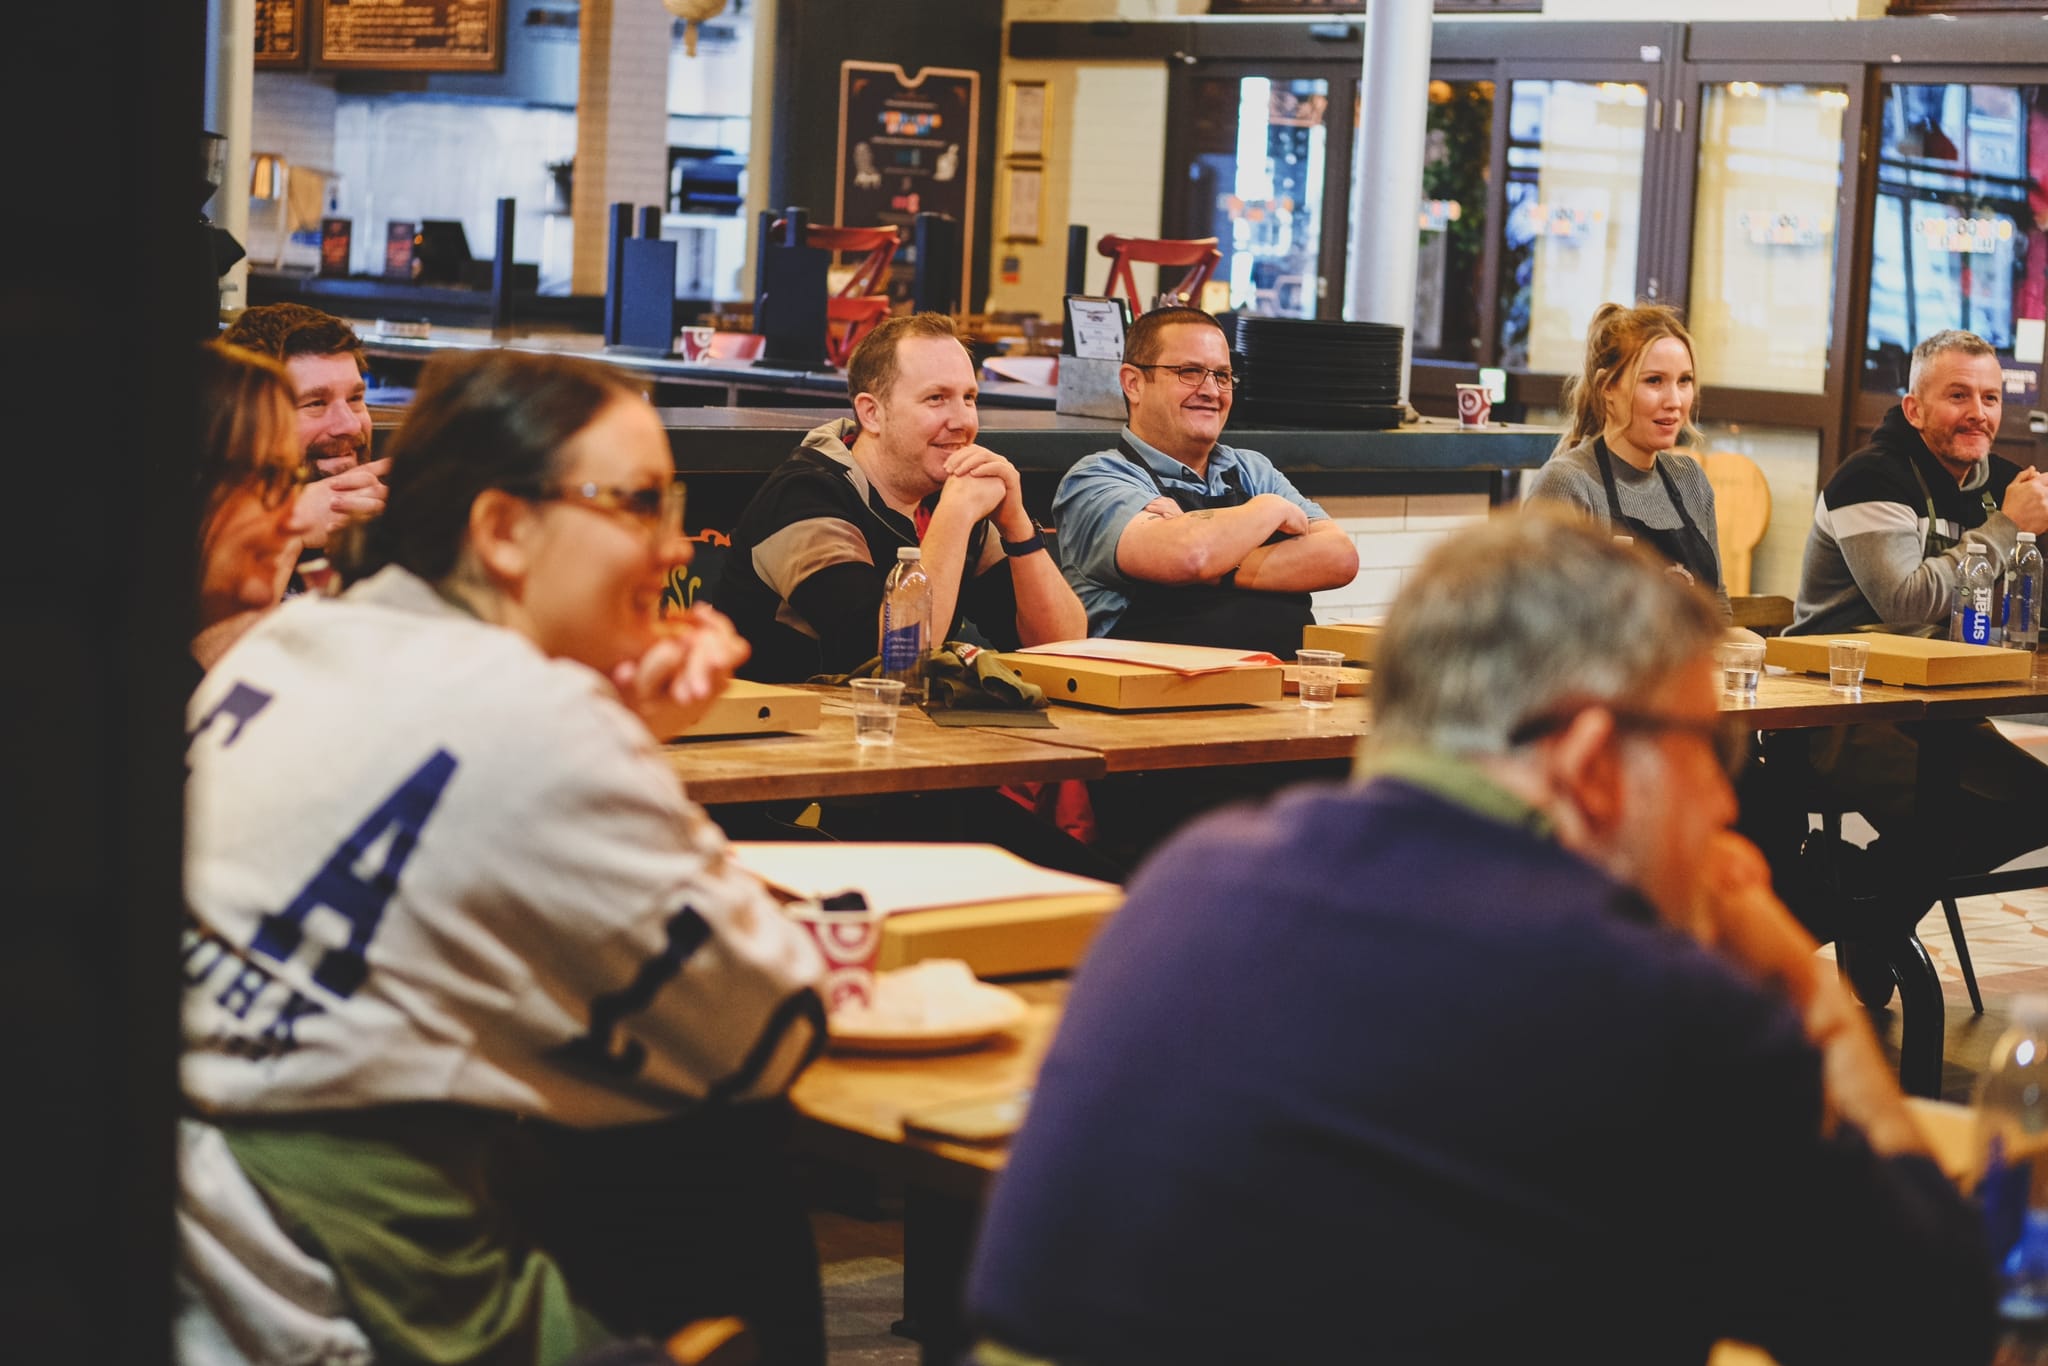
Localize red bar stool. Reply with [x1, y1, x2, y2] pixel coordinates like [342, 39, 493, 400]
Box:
[772, 221, 903, 366]
[1095, 234, 1222, 315]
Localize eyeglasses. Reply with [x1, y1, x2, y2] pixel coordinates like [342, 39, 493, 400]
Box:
[514, 478, 687, 544]
[1508, 703, 1751, 779]
[1130, 363, 1238, 392]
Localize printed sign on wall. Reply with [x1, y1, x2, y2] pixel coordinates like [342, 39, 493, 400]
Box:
[836, 61, 979, 308]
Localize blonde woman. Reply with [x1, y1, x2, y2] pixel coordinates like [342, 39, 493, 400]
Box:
[1527, 302, 1729, 621]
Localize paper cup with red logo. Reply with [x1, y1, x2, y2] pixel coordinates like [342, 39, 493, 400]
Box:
[676, 326, 717, 362]
[788, 895, 884, 1012]
[1455, 383, 1492, 428]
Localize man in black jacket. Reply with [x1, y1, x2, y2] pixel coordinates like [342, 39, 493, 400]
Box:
[716, 313, 1083, 681]
[1778, 329, 2048, 994]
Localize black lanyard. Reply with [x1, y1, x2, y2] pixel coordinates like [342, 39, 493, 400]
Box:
[1906, 454, 1999, 557]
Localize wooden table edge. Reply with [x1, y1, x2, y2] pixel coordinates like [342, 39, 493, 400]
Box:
[682, 749, 1106, 805]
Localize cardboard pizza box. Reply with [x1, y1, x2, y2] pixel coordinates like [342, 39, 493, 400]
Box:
[999, 653, 1283, 710]
[1303, 621, 1382, 665]
[673, 680, 824, 738]
[877, 893, 1121, 976]
[1766, 633, 2034, 687]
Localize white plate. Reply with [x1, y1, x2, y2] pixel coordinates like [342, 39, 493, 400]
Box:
[828, 985, 1028, 1055]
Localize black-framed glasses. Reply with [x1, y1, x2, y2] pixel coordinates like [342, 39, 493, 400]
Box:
[1508, 703, 1751, 779]
[1130, 362, 1238, 392]
[511, 478, 686, 543]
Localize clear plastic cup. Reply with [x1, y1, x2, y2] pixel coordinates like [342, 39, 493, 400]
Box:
[1716, 640, 1765, 700]
[1829, 638, 1869, 691]
[850, 678, 905, 745]
[1296, 648, 1344, 710]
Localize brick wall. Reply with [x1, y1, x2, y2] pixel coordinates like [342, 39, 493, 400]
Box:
[1310, 493, 1492, 624]
[573, 0, 672, 296]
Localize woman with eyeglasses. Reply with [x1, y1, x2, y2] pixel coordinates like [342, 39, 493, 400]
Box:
[177, 348, 828, 1366]
[193, 342, 314, 672]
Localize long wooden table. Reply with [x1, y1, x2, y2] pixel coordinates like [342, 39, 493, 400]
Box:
[665, 702, 1104, 805]
[661, 668, 2036, 806]
[791, 988, 1975, 1366]
[987, 694, 1372, 771]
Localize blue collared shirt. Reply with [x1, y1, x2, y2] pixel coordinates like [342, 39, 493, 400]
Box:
[1051, 427, 1329, 636]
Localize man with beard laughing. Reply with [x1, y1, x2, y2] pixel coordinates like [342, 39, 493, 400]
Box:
[222, 303, 390, 566]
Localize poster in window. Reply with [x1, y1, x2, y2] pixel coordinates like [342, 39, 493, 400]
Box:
[255, 0, 307, 68]
[837, 61, 979, 309]
[316, 0, 504, 73]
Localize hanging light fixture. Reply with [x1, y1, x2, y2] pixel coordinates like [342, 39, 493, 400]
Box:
[662, 0, 727, 57]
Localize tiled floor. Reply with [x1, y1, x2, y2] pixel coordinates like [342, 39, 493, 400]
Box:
[1832, 718, 2048, 1102]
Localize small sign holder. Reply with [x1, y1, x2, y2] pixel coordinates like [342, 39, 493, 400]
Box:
[1055, 295, 1130, 419]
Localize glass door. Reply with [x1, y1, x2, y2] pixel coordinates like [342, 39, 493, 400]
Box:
[1660, 63, 1866, 594]
[1862, 79, 2045, 413]
[1495, 75, 1652, 373]
[1174, 68, 1334, 318]
[1834, 75, 2048, 470]
[1682, 79, 1855, 396]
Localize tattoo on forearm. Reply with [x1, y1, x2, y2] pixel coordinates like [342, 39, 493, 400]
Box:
[1187, 509, 1217, 520]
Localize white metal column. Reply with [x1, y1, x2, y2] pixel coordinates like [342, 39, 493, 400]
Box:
[1344, 0, 1433, 405]
[206, 0, 255, 315]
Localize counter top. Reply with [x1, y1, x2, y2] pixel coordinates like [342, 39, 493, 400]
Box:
[354, 324, 1560, 477]
[372, 402, 1559, 475]
[647, 408, 1559, 474]
[355, 326, 1057, 409]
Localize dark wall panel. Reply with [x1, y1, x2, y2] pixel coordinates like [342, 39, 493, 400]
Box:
[1, 1, 200, 1362]
[769, 0, 1002, 310]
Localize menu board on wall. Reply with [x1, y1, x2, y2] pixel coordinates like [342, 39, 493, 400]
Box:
[315, 0, 504, 73]
[254, 0, 306, 69]
[836, 62, 979, 309]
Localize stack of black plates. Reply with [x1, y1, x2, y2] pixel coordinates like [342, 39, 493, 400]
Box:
[1226, 315, 1407, 430]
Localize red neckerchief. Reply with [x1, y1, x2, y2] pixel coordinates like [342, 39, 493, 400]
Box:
[912, 495, 938, 543]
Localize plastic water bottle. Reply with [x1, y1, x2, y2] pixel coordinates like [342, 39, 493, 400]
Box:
[878, 546, 932, 703]
[1957, 536, 2001, 646]
[2010, 533, 2044, 651]
[1979, 998, 2048, 1329]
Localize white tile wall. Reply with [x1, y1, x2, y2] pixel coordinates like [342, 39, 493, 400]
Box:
[330, 100, 578, 279]
[1310, 493, 1492, 624]
[246, 73, 340, 263]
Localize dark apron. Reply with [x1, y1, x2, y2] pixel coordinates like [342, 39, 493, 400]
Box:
[1594, 437, 1722, 592]
[1106, 438, 1317, 658]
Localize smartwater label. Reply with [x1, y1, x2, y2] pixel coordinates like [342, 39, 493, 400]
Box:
[882, 623, 922, 673]
[1962, 606, 1994, 646]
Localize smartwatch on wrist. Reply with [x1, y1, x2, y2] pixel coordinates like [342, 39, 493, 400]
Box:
[1000, 527, 1047, 558]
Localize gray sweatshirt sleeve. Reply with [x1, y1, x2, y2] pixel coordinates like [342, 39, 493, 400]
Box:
[1837, 502, 2016, 627]
[1523, 453, 1609, 524]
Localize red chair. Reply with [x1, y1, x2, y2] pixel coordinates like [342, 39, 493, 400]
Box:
[771, 221, 903, 366]
[1096, 234, 1222, 315]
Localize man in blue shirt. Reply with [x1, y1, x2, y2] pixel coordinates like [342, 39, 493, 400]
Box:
[1051, 305, 1357, 655]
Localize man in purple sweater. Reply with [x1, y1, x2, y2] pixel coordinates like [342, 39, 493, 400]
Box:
[965, 508, 1993, 1366]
